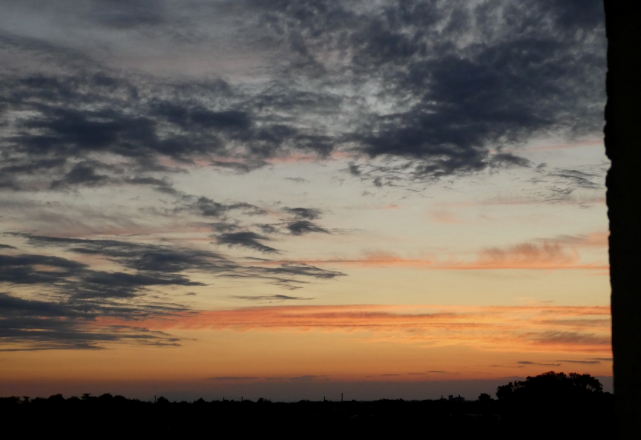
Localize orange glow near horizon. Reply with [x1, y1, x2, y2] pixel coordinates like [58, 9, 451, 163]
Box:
[95, 304, 611, 356]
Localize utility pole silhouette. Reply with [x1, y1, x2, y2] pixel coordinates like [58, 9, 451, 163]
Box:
[603, 1, 641, 437]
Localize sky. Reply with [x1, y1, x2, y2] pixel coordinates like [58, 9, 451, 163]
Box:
[0, 0, 611, 401]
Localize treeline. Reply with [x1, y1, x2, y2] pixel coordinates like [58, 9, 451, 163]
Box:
[0, 372, 614, 438]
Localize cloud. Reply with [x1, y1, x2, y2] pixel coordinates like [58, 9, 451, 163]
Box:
[216, 232, 279, 253]
[285, 177, 309, 184]
[286, 220, 329, 236]
[474, 242, 582, 270]
[266, 237, 607, 271]
[209, 222, 240, 233]
[106, 304, 611, 354]
[17, 234, 343, 288]
[207, 377, 259, 381]
[0, 0, 605, 190]
[283, 207, 322, 220]
[529, 331, 611, 350]
[540, 232, 608, 248]
[556, 359, 601, 364]
[253, 263, 343, 280]
[518, 361, 561, 367]
[231, 295, 313, 302]
[0, 233, 345, 349]
[275, 252, 434, 269]
[0, 292, 181, 351]
[535, 318, 610, 329]
[21, 235, 232, 273]
[87, 0, 166, 29]
[192, 198, 267, 219]
[548, 169, 603, 190]
[50, 161, 111, 189]
[0, 248, 205, 300]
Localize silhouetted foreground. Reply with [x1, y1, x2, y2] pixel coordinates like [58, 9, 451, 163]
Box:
[1, 372, 612, 439]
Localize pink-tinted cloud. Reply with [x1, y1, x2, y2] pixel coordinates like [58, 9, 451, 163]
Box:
[261, 238, 607, 272]
[430, 211, 465, 224]
[98, 304, 611, 354]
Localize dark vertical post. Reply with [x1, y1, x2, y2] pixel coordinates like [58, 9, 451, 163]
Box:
[603, 1, 641, 437]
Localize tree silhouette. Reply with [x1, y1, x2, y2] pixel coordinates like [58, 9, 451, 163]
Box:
[496, 371, 604, 403]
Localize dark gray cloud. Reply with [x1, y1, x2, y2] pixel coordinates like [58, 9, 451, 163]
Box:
[21, 235, 232, 273]
[518, 361, 561, 367]
[0, 249, 205, 300]
[87, 0, 166, 29]
[249, 0, 604, 178]
[11, 232, 343, 297]
[287, 221, 329, 236]
[0, 233, 344, 349]
[258, 224, 279, 234]
[0, 0, 605, 189]
[0, 291, 182, 350]
[285, 177, 309, 184]
[283, 207, 322, 220]
[216, 232, 279, 253]
[548, 169, 604, 190]
[209, 222, 240, 233]
[180, 197, 267, 219]
[221, 261, 344, 290]
[0, 254, 87, 285]
[254, 263, 343, 280]
[18, 233, 342, 287]
[556, 360, 601, 365]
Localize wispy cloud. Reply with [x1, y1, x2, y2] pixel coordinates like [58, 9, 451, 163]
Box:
[101, 304, 611, 354]
[0, 233, 344, 350]
[518, 361, 561, 367]
[556, 359, 601, 364]
[231, 295, 313, 302]
[260, 237, 607, 272]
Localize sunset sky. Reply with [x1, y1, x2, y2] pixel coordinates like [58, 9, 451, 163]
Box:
[0, 0, 611, 401]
